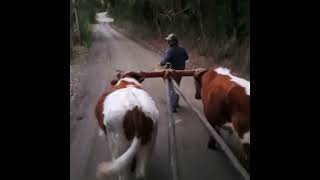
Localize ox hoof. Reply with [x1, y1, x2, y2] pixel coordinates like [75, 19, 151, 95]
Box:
[96, 162, 109, 179]
[135, 171, 146, 180]
[207, 139, 218, 150]
[221, 125, 233, 135]
[172, 108, 177, 113]
[136, 175, 146, 180]
[136, 177, 146, 180]
[131, 157, 137, 172]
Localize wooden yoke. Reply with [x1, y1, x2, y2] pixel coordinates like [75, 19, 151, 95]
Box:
[141, 70, 195, 78]
[120, 69, 196, 80]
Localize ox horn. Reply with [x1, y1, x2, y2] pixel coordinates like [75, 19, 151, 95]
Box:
[194, 68, 208, 78]
[113, 69, 124, 79]
[110, 70, 124, 85]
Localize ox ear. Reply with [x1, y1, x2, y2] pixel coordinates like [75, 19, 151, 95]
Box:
[194, 68, 208, 80]
[110, 79, 118, 85]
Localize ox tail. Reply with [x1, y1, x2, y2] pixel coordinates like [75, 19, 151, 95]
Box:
[96, 136, 141, 178]
[96, 106, 154, 178]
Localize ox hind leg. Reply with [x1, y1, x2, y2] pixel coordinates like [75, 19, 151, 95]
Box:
[205, 118, 220, 150]
[207, 126, 221, 150]
[104, 127, 131, 180]
[134, 144, 152, 179]
[135, 126, 157, 180]
[208, 120, 231, 151]
[204, 105, 226, 151]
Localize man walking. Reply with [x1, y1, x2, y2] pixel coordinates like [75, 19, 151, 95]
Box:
[160, 33, 189, 112]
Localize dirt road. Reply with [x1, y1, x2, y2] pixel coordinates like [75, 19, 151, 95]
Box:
[70, 21, 245, 180]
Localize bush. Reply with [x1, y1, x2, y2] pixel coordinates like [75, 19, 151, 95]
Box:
[77, 9, 93, 47]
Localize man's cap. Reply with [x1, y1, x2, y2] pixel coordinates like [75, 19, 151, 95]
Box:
[165, 33, 178, 41]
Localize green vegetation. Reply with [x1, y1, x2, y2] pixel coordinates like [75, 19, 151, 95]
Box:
[70, 0, 250, 77]
[71, 0, 102, 47]
[104, 0, 250, 78]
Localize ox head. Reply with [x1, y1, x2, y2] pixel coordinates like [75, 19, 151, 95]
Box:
[110, 70, 145, 86]
[121, 71, 145, 83]
[110, 70, 123, 85]
[193, 68, 208, 99]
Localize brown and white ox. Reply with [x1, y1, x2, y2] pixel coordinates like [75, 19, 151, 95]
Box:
[194, 67, 250, 171]
[95, 72, 159, 179]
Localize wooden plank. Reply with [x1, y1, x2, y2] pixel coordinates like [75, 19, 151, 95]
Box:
[172, 80, 250, 180]
[165, 78, 180, 180]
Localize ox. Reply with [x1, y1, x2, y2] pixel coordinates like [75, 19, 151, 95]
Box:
[95, 72, 159, 179]
[194, 67, 250, 171]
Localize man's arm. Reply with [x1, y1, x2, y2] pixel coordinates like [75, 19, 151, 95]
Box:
[160, 49, 172, 66]
[184, 49, 189, 61]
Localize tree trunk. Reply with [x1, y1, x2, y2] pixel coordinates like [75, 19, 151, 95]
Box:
[197, 0, 206, 40]
[74, 7, 81, 44]
[70, 0, 73, 60]
[230, 0, 239, 37]
[176, 0, 182, 11]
